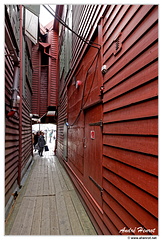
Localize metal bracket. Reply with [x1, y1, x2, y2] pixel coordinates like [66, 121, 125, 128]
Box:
[89, 121, 103, 127]
[89, 176, 103, 194]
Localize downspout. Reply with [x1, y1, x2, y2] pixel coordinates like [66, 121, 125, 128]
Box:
[7, 63, 20, 118]
[5, 11, 20, 117]
[43, 46, 56, 60]
[11, 65, 20, 108]
[18, 5, 23, 187]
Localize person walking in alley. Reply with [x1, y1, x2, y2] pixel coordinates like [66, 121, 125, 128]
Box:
[38, 131, 46, 156]
[34, 131, 40, 151]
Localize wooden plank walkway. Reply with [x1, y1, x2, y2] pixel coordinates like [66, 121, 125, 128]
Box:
[5, 147, 97, 235]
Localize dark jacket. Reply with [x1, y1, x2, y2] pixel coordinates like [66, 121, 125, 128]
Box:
[34, 133, 39, 145]
[38, 135, 46, 148]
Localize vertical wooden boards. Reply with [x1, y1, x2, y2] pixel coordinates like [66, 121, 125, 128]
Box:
[84, 104, 103, 207]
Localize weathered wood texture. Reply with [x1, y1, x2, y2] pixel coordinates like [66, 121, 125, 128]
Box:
[21, 98, 33, 171]
[5, 152, 97, 235]
[57, 4, 158, 235]
[102, 5, 158, 234]
[57, 5, 107, 234]
[40, 67, 48, 115]
[5, 6, 20, 205]
[71, 5, 106, 70]
[31, 45, 49, 117]
[32, 28, 58, 118]
[5, 5, 34, 214]
[67, 32, 103, 208]
[48, 30, 58, 107]
[57, 90, 68, 161]
[31, 43, 40, 115]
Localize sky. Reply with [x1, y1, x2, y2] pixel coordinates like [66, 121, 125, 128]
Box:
[39, 5, 56, 26]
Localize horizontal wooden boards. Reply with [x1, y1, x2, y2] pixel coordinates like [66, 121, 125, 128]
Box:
[103, 178, 158, 232]
[5, 42, 19, 204]
[103, 156, 157, 198]
[103, 118, 158, 136]
[56, 4, 158, 235]
[103, 134, 157, 156]
[103, 145, 157, 176]
[102, 5, 158, 235]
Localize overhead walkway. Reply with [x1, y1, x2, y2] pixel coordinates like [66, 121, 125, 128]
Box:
[5, 143, 97, 235]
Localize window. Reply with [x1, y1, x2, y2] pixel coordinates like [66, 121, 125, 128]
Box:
[59, 5, 72, 80]
[24, 8, 38, 44]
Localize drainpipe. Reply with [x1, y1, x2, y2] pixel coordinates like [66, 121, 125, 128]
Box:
[7, 64, 20, 118]
[43, 46, 56, 59]
[11, 65, 20, 108]
[5, 10, 20, 117]
[18, 5, 23, 187]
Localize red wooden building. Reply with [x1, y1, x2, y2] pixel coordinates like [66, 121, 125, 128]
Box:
[55, 5, 158, 235]
[5, 4, 158, 235]
[31, 21, 58, 124]
[5, 5, 40, 217]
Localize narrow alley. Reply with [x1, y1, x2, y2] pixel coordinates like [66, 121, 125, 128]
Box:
[5, 143, 97, 235]
[5, 4, 158, 236]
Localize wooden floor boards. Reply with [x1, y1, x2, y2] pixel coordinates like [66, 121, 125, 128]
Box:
[5, 150, 97, 235]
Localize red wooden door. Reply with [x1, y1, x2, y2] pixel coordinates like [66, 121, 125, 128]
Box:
[84, 104, 103, 207]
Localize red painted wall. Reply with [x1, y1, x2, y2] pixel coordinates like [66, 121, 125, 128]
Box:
[32, 29, 58, 118]
[31, 43, 41, 116]
[5, 44, 19, 206]
[56, 4, 158, 235]
[48, 30, 58, 107]
[32, 44, 48, 118]
[102, 5, 158, 234]
[5, 5, 33, 216]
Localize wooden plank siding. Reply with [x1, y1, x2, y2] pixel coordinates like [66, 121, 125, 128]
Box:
[57, 4, 106, 235]
[40, 67, 48, 116]
[57, 4, 105, 162]
[71, 5, 106, 71]
[5, 5, 35, 217]
[31, 43, 41, 115]
[31, 28, 58, 118]
[102, 5, 158, 235]
[56, 4, 158, 235]
[32, 44, 49, 117]
[57, 90, 68, 161]
[48, 30, 58, 107]
[31, 50, 48, 118]
[5, 35, 19, 208]
[21, 98, 33, 174]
